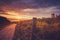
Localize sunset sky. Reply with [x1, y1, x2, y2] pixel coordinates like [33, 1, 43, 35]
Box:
[0, 0, 60, 21]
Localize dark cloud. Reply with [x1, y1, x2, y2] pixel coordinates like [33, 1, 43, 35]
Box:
[35, 0, 60, 7]
[0, 0, 17, 7]
[0, 0, 60, 8]
[0, 0, 60, 15]
[0, 0, 60, 18]
[10, 0, 60, 8]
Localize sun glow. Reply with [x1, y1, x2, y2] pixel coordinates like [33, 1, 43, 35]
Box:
[0, 11, 32, 21]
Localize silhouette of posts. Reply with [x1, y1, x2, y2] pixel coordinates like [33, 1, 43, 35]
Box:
[31, 17, 43, 40]
[12, 22, 22, 40]
[31, 17, 37, 40]
[13, 17, 42, 40]
[13, 20, 32, 40]
[51, 13, 55, 19]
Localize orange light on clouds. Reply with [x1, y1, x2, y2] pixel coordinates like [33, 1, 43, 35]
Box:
[0, 11, 32, 21]
[5, 11, 20, 16]
[1, 6, 33, 21]
[0, 14, 21, 21]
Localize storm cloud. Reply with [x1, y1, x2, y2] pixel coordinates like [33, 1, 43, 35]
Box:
[0, 0, 60, 18]
[0, 0, 60, 8]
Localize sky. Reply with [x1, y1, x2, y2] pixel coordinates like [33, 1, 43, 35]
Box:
[0, 0, 60, 20]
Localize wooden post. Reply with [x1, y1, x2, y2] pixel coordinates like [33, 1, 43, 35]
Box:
[31, 17, 37, 40]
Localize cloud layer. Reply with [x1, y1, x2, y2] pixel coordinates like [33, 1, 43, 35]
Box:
[0, 0, 60, 8]
[0, 0, 60, 18]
